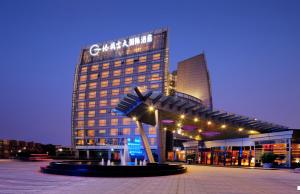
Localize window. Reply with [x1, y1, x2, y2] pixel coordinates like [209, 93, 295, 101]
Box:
[90, 73, 98, 80]
[125, 67, 133, 74]
[78, 93, 85, 100]
[77, 130, 84, 137]
[100, 90, 107, 97]
[99, 129, 106, 135]
[99, 100, 107, 106]
[150, 74, 161, 81]
[153, 53, 161, 60]
[88, 139, 95, 145]
[110, 128, 118, 136]
[114, 60, 121, 67]
[139, 56, 147, 63]
[89, 82, 97, 89]
[150, 137, 156, 145]
[124, 87, 131, 94]
[138, 75, 145, 82]
[152, 63, 160, 71]
[77, 121, 84, 128]
[151, 84, 159, 89]
[138, 65, 147, 73]
[149, 127, 156, 135]
[123, 128, 131, 135]
[91, 64, 99, 71]
[78, 111, 84, 118]
[89, 91, 96, 99]
[101, 81, 108, 87]
[111, 118, 118, 126]
[135, 128, 140, 135]
[88, 101, 96, 108]
[76, 139, 84, 145]
[79, 84, 86, 91]
[81, 66, 87, 73]
[126, 58, 134, 65]
[99, 119, 106, 126]
[88, 111, 95, 117]
[111, 98, 119, 106]
[124, 77, 132, 84]
[99, 138, 106, 145]
[88, 119, 95, 127]
[77, 102, 85, 109]
[80, 75, 87, 82]
[112, 79, 120, 86]
[111, 89, 119, 96]
[101, 71, 109, 78]
[87, 130, 95, 137]
[99, 109, 107, 114]
[123, 118, 131, 125]
[138, 85, 147, 93]
[113, 70, 121, 76]
[102, 63, 109, 69]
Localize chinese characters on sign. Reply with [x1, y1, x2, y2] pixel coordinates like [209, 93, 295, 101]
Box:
[89, 34, 153, 56]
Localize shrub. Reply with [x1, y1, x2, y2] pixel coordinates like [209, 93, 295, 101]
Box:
[261, 152, 277, 163]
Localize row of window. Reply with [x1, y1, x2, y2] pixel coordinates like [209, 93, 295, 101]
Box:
[80, 54, 161, 74]
[76, 117, 134, 126]
[79, 64, 161, 82]
[76, 137, 156, 146]
[76, 127, 157, 137]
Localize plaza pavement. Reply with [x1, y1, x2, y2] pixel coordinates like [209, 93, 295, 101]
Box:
[0, 160, 299, 194]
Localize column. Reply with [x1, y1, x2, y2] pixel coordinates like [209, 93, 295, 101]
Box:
[287, 138, 291, 168]
[108, 149, 111, 160]
[155, 109, 166, 163]
[86, 150, 90, 160]
[136, 121, 155, 163]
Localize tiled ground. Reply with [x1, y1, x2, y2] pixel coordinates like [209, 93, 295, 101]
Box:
[0, 160, 299, 194]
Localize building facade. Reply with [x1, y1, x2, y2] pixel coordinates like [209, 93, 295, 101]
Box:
[71, 28, 169, 160]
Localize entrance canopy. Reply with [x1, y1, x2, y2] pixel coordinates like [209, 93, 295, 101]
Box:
[114, 87, 289, 141]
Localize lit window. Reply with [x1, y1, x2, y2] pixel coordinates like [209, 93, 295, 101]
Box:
[100, 90, 107, 97]
[77, 111, 84, 118]
[91, 64, 99, 71]
[78, 93, 85, 100]
[102, 63, 109, 69]
[88, 111, 95, 118]
[89, 91, 96, 99]
[135, 128, 140, 135]
[126, 58, 134, 65]
[153, 53, 161, 60]
[99, 138, 106, 145]
[138, 85, 147, 93]
[89, 82, 97, 89]
[139, 56, 147, 63]
[90, 73, 98, 80]
[125, 67, 133, 74]
[80, 75, 87, 82]
[99, 119, 106, 126]
[124, 77, 132, 84]
[111, 89, 119, 96]
[101, 71, 109, 78]
[77, 102, 85, 109]
[114, 60, 121, 67]
[150, 138, 156, 145]
[77, 121, 84, 128]
[149, 127, 156, 135]
[123, 128, 131, 135]
[112, 79, 120, 86]
[110, 128, 118, 136]
[99, 109, 107, 114]
[101, 81, 108, 87]
[99, 100, 107, 106]
[88, 101, 96, 108]
[138, 65, 147, 72]
[79, 84, 86, 91]
[81, 67, 87, 73]
[151, 84, 159, 89]
[88, 139, 95, 145]
[99, 129, 106, 135]
[77, 130, 84, 137]
[88, 119, 95, 127]
[87, 130, 95, 137]
[111, 118, 118, 126]
[76, 139, 84, 145]
[123, 118, 131, 125]
[152, 63, 160, 71]
[111, 98, 119, 106]
[150, 74, 161, 81]
[113, 70, 121, 76]
[124, 87, 131, 94]
[138, 75, 145, 82]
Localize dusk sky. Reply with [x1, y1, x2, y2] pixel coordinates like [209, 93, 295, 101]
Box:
[0, 0, 299, 146]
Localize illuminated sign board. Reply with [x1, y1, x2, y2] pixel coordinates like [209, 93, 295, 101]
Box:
[89, 34, 153, 56]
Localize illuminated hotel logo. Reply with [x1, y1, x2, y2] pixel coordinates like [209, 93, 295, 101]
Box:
[89, 34, 153, 56]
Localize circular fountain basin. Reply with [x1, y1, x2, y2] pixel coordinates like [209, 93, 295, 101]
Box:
[40, 161, 187, 177]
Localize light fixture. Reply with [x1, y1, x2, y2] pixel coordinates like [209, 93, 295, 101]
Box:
[198, 129, 202, 133]
[238, 128, 244, 132]
[194, 117, 199, 122]
[163, 127, 167, 131]
[132, 116, 137, 121]
[221, 124, 226, 129]
[207, 121, 212, 125]
[189, 135, 193, 139]
[180, 114, 185, 119]
[148, 106, 154, 112]
[172, 130, 176, 133]
[177, 123, 182, 127]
